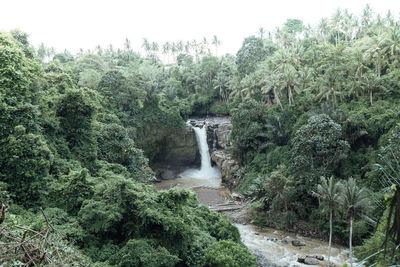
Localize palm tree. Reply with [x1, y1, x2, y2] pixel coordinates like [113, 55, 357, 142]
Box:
[191, 39, 198, 60]
[359, 70, 386, 105]
[380, 26, 400, 67]
[123, 38, 131, 61]
[339, 177, 370, 267]
[359, 4, 373, 37]
[151, 42, 159, 55]
[240, 72, 260, 99]
[171, 42, 177, 62]
[318, 18, 330, 43]
[258, 27, 266, 39]
[124, 38, 131, 51]
[278, 64, 298, 106]
[201, 37, 209, 55]
[331, 9, 343, 46]
[271, 48, 300, 106]
[298, 66, 314, 91]
[162, 42, 170, 63]
[214, 72, 230, 103]
[364, 35, 386, 78]
[142, 38, 151, 56]
[385, 10, 394, 26]
[37, 43, 46, 60]
[316, 77, 342, 107]
[176, 40, 184, 55]
[375, 146, 400, 256]
[341, 9, 357, 42]
[261, 72, 283, 109]
[313, 176, 342, 267]
[184, 41, 191, 54]
[212, 35, 221, 56]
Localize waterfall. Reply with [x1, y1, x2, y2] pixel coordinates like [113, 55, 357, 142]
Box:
[179, 122, 220, 180]
[192, 126, 212, 172]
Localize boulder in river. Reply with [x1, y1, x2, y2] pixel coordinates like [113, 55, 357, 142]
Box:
[311, 255, 324, 261]
[303, 257, 320, 265]
[291, 240, 306, 247]
[251, 249, 281, 267]
[297, 255, 324, 265]
[297, 255, 306, 263]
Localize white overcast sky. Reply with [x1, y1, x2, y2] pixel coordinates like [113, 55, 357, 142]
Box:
[1, 0, 400, 55]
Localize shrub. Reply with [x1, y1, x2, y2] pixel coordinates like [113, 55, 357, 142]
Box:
[204, 240, 257, 267]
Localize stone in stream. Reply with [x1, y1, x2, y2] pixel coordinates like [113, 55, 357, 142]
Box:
[297, 255, 306, 263]
[291, 240, 306, 246]
[303, 257, 320, 265]
[251, 249, 283, 267]
[297, 255, 324, 265]
[311, 255, 324, 261]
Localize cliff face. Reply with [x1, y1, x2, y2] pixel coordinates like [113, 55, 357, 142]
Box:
[161, 125, 199, 166]
[152, 125, 199, 180]
[203, 117, 241, 189]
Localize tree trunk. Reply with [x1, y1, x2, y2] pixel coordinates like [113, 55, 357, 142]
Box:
[274, 87, 283, 110]
[349, 216, 353, 267]
[369, 88, 373, 105]
[288, 85, 293, 105]
[328, 209, 332, 267]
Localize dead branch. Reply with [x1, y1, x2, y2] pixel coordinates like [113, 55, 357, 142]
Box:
[0, 208, 55, 266]
[0, 202, 7, 225]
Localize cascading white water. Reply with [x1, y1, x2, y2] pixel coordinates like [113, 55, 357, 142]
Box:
[178, 122, 221, 181]
[192, 126, 212, 172]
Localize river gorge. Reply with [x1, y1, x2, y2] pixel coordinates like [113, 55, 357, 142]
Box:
[154, 117, 350, 267]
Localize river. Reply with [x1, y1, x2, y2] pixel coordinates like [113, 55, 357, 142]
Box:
[155, 121, 350, 266]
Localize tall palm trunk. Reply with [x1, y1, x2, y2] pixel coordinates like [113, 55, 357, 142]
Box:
[274, 87, 283, 110]
[369, 88, 373, 105]
[288, 84, 293, 105]
[328, 209, 332, 267]
[349, 215, 353, 267]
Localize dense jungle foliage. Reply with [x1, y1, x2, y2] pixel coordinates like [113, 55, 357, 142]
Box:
[0, 29, 255, 266]
[1, 5, 400, 265]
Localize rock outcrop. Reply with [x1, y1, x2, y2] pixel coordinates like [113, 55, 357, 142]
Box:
[214, 121, 232, 149]
[203, 117, 232, 150]
[211, 149, 240, 188]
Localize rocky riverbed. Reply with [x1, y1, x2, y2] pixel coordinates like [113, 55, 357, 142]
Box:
[154, 118, 350, 266]
[156, 178, 350, 266]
